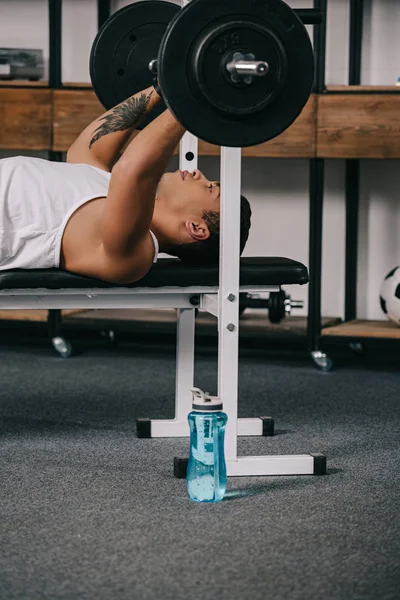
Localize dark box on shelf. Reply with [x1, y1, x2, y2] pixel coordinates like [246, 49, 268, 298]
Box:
[0, 48, 44, 81]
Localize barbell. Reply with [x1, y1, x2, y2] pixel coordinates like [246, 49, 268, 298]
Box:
[90, 0, 322, 147]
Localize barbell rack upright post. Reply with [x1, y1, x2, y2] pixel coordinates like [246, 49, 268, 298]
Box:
[174, 132, 199, 421]
[218, 147, 241, 463]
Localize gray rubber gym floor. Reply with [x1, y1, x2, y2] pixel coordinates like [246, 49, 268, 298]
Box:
[0, 343, 399, 600]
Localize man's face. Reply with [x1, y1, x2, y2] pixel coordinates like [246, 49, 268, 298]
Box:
[158, 169, 220, 216]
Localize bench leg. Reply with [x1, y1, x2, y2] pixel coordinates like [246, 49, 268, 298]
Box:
[136, 304, 275, 439]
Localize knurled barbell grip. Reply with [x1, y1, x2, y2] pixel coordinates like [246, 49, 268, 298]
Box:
[226, 60, 269, 77]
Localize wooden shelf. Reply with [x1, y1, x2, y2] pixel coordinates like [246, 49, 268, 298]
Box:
[0, 87, 52, 150]
[0, 310, 83, 322]
[53, 91, 316, 157]
[317, 94, 400, 159]
[0, 81, 92, 88]
[63, 82, 93, 88]
[2, 84, 400, 158]
[323, 319, 400, 339]
[67, 311, 338, 340]
[326, 85, 400, 92]
[0, 80, 48, 87]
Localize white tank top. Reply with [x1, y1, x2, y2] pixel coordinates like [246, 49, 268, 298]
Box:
[0, 156, 159, 270]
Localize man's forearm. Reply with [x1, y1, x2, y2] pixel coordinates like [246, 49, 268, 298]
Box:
[101, 109, 185, 259]
[68, 86, 161, 169]
[115, 108, 186, 183]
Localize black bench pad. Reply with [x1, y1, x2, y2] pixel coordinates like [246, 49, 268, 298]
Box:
[0, 257, 308, 290]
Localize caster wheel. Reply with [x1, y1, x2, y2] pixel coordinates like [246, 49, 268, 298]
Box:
[311, 351, 333, 372]
[52, 336, 73, 358]
[349, 342, 365, 356]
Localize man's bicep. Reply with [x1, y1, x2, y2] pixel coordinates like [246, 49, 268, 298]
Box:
[101, 166, 156, 258]
[99, 233, 155, 284]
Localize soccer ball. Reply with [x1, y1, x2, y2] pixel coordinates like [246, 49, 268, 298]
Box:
[380, 267, 400, 326]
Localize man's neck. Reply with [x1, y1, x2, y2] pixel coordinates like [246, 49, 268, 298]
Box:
[150, 201, 171, 253]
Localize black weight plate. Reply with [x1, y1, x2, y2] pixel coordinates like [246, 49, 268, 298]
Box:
[268, 291, 286, 324]
[90, 0, 179, 129]
[158, 0, 315, 147]
[192, 20, 288, 117]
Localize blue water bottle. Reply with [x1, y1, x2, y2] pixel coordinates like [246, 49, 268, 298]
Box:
[186, 388, 228, 503]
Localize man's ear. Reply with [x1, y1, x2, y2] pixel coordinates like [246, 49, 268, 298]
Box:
[185, 219, 210, 242]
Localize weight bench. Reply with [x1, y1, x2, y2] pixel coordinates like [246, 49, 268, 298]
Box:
[0, 255, 326, 478]
[0, 131, 327, 478]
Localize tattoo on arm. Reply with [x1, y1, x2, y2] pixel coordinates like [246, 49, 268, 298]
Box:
[89, 91, 153, 149]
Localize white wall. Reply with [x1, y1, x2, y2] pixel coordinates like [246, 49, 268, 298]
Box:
[0, 0, 399, 319]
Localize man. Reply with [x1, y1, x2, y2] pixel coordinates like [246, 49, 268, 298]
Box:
[0, 85, 251, 283]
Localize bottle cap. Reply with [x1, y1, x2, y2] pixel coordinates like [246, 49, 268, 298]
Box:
[191, 388, 223, 412]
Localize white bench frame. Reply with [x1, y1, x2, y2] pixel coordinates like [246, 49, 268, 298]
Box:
[0, 132, 325, 477]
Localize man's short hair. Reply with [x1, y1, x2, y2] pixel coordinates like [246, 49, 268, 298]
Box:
[169, 195, 251, 265]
